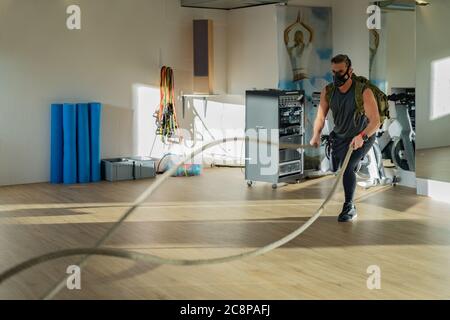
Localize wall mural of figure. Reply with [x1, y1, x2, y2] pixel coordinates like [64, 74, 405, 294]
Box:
[278, 6, 333, 166]
[284, 11, 314, 82]
[368, 12, 388, 94]
[369, 29, 380, 74]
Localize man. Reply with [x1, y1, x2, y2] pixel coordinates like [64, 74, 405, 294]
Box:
[310, 54, 380, 222]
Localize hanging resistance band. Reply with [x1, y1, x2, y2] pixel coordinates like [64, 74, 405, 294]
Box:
[155, 66, 179, 141]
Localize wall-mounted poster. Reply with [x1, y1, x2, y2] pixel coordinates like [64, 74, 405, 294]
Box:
[369, 14, 388, 94]
[277, 5, 333, 168]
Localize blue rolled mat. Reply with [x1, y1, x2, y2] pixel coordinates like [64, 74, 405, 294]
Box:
[50, 104, 64, 184]
[89, 102, 102, 182]
[77, 103, 91, 183]
[63, 103, 78, 184]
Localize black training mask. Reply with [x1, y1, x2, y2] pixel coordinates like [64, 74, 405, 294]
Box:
[333, 67, 351, 88]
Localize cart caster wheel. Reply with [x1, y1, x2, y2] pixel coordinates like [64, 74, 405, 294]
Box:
[247, 181, 253, 187]
[272, 184, 278, 189]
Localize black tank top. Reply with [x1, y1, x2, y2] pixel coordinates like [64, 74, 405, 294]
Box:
[329, 81, 368, 139]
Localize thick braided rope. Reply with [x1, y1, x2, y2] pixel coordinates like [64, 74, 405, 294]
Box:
[0, 137, 354, 299]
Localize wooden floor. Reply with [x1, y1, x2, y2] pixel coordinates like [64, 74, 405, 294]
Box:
[1, 167, 450, 300]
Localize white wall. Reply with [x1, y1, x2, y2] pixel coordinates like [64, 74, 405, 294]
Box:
[0, 0, 228, 186]
[332, 0, 370, 77]
[415, 0, 450, 189]
[227, 0, 371, 95]
[227, 5, 279, 97]
[226, 0, 334, 97]
[416, 0, 450, 150]
[385, 10, 416, 91]
[0, 0, 378, 186]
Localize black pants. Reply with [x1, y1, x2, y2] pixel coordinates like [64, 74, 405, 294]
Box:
[330, 131, 375, 203]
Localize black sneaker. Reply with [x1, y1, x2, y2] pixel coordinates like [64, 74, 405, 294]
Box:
[338, 202, 357, 222]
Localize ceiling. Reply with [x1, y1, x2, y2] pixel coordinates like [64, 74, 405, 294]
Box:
[374, 0, 419, 10]
[180, 0, 286, 10]
[376, 0, 431, 7]
[180, 0, 427, 11]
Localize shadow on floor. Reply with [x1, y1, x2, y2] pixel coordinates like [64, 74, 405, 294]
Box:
[2, 215, 450, 252]
[0, 208, 92, 218]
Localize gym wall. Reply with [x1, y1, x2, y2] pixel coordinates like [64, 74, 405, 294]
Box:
[0, 0, 228, 186]
[416, 0, 450, 184]
[0, 0, 372, 186]
[227, 0, 371, 97]
[227, 4, 279, 98]
[386, 10, 416, 92]
[331, 0, 370, 78]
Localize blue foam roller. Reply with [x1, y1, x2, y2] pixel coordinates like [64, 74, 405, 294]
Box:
[89, 102, 102, 182]
[50, 104, 64, 184]
[77, 103, 91, 183]
[63, 103, 77, 184]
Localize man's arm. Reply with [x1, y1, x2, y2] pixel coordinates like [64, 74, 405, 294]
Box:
[361, 88, 381, 137]
[284, 22, 297, 45]
[301, 22, 314, 43]
[351, 88, 381, 149]
[310, 88, 330, 147]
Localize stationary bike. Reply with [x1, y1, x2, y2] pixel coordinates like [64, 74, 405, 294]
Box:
[320, 131, 392, 188]
[344, 89, 417, 187]
[379, 89, 416, 172]
[312, 91, 393, 188]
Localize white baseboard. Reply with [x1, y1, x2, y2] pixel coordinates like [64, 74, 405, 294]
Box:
[397, 170, 417, 189]
[417, 178, 450, 204]
[202, 154, 244, 167]
[384, 167, 416, 189]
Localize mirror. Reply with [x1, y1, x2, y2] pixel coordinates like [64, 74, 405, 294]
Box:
[369, 0, 417, 187]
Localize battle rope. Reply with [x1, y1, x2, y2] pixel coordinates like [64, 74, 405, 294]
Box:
[0, 138, 354, 299]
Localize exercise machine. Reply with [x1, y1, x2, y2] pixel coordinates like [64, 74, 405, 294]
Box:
[382, 88, 416, 172]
